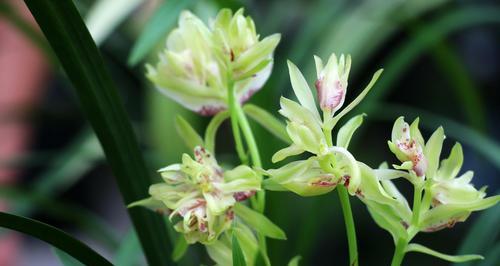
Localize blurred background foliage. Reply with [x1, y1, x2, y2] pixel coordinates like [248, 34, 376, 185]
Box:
[0, 0, 499, 265]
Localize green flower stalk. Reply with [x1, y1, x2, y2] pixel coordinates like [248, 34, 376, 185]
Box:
[146, 9, 280, 116]
[130, 146, 260, 244]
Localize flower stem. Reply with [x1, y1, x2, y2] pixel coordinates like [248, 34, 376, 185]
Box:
[391, 238, 408, 266]
[227, 79, 249, 165]
[324, 125, 359, 266]
[392, 179, 424, 265]
[337, 186, 359, 266]
[411, 184, 423, 226]
[227, 78, 269, 264]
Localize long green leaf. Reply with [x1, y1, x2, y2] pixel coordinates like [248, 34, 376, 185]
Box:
[0, 186, 119, 250]
[23, 1, 172, 265]
[232, 230, 247, 266]
[234, 203, 286, 240]
[406, 243, 483, 263]
[0, 212, 112, 265]
[128, 0, 197, 65]
[175, 116, 204, 150]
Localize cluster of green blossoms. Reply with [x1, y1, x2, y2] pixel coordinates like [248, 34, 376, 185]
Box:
[146, 9, 279, 115]
[264, 54, 382, 198]
[369, 118, 499, 240]
[131, 7, 499, 266]
[132, 8, 284, 265]
[133, 146, 260, 244]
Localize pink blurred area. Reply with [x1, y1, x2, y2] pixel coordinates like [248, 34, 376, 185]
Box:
[0, 0, 49, 265]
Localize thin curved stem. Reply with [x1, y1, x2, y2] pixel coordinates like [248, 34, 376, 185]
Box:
[227, 79, 248, 165]
[392, 179, 427, 265]
[233, 102, 264, 210]
[337, 186, 359, 266]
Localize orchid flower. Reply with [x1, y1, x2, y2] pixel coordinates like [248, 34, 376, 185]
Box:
[265, 54, 382, 196]
[146, 9, 280, 116]
[365, 118, 499, 264]
[130, 146, 260, 244]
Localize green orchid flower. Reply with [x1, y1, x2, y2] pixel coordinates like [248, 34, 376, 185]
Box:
[266, 53, 382, 196]
[130, 146, 260, 244]
[418, 137, 499, 232]
[381, 118, 499, 234]
[146, 9, 280, 116]
[367, 118, 499, 264]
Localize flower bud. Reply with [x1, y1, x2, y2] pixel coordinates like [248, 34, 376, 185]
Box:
[388, 117, 427, 176]
[265, 158, 340, 196]
[266, 147, 361, 197]
[314, 53, 351, 114]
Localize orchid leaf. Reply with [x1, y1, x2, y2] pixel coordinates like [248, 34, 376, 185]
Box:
[232, 230, 246, 266]
[175, 116, 204, 150]
[23, 1, 172, 264]
[0, 212, 111, 265]
[205, 111, 230, 154]
[234, 203, 286, 240]
[406, 243, 483, 263]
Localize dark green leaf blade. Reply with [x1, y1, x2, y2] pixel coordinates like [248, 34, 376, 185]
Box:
[0, 212, 111, 265]
[232, 230, 247, 266]
[23, 1, 172, 265]
[0, 186, 119, 250]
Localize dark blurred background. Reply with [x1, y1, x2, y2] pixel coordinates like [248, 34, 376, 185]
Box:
[0, 0, 499, 265]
